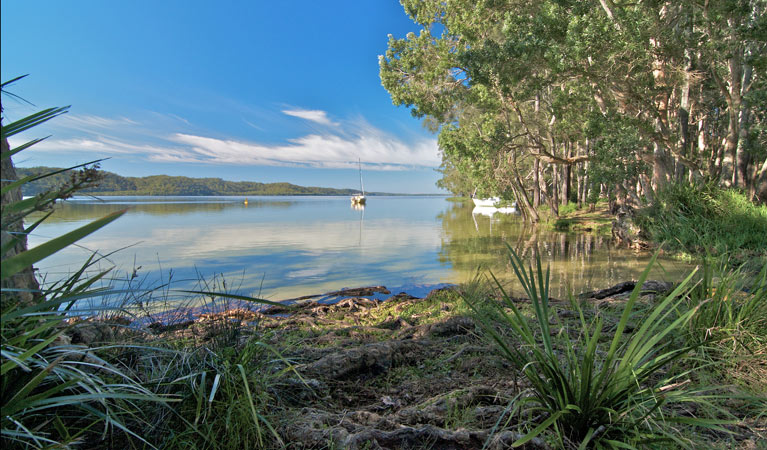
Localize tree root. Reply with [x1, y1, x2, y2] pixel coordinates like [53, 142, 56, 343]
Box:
[299, 340, 427, 379]
[283, 407, 550, 449]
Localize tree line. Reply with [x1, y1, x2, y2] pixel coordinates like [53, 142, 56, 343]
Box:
[17, 167, 363, 197]
[380, 0, 767, 222]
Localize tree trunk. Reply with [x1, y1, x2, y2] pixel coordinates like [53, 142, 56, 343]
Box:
[721, 19, 744, 187]
[550, 165, 559, 216]
[735, 54, 753, 190]
[652, 141, 673, 190]
[533, 158, 541, 208]
[754, 157, 767, 204]
[577, 162, 583, 209]
[1, 135, 40, 308]
[678, 45, 692, 184]
[562, 142, 571, 205]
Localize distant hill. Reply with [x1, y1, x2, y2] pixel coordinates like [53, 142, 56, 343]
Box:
[16, 167, 371, 197]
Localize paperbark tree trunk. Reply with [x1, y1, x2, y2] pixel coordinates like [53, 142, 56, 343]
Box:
[735, 54, 753, 189]
[533, 158, 541, 208]
[754, 157, 767, 204]
[562, 142, 571, 205]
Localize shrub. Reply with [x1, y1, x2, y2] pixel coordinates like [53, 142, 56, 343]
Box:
[464, 245, 733, 448]
[637, 183, 767, 259]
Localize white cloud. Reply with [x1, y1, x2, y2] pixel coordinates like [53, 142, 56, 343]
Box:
[52, 114, 139, 134]
[165, 131, 440, 169]
[10, 109, 441, 171]
[282, 108, 339, 126]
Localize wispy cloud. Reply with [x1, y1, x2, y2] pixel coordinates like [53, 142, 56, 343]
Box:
[164, 130, 440, 169]
[11, 108, 441, 171]
[281, 108, 339, 127]
[53, 114, 139, 134]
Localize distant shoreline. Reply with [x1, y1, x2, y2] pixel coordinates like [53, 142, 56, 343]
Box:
[17, 166, 448, 197]
[80, 192, 450, 197]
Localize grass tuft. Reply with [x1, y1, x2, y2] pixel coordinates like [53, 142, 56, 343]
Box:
[464, 244, 738, 448]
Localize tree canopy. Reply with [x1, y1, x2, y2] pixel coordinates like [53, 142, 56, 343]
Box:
[380, 0, 767, 221]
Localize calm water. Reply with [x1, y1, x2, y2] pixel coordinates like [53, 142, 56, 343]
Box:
[28, 196, 694, 302]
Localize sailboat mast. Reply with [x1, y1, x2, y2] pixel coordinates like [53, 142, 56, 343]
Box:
[359, 158, 364, 195]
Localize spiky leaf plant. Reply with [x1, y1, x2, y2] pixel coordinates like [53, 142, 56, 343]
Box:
[465, 244, 734, 449]
[1, 82, 168, 448]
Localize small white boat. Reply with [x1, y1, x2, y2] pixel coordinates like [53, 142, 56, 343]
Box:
[472, 197, 501, 207]
[351, 159, 366, 205]
[351, 194, 366, 205]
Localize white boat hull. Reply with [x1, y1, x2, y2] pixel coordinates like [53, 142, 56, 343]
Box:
[472, 197, 500, 207]
[351, 195, 366, 205]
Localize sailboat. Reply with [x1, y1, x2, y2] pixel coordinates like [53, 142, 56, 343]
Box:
[351, 159, 366, 205]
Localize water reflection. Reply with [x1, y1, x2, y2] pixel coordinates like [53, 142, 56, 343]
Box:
[438, 200, 691, 298]
[28, 196, 296, 223]
[28, 196, 448, 300]
[27, 196, 693, 302]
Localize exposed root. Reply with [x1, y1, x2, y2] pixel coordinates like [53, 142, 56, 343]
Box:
[283, 407, 550, 450]
[299, 340, 427, 379]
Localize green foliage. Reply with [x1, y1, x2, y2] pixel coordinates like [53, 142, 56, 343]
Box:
[557, 202, 579, 217]
[16, 167, 366, 197]
[688, 261, 767, 347]
[585, 114, 650, 194]
[1, 290, 167, 448]
[384, 0, 767, 210]
[146, 332, 287, 449]
[685, 261, 767, 390]
[464, 246, 733, 448]
[636, 183, 767, 258]
[2, 98, 167, 447]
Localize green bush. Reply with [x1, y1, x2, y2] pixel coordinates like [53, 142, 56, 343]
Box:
[637, 183, 767, 259]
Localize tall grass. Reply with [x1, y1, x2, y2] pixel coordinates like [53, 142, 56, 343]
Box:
[685, 260, 767, 391]
[637, 182, 767, 260]
[464, 245, 735, 448]
[141, 334, 290, 449]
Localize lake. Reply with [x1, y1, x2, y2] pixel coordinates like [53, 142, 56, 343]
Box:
[28, 196, 694, 304]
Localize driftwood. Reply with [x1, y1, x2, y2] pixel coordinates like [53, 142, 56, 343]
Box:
[579, 280, 675, 300]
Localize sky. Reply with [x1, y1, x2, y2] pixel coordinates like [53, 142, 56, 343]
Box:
[1, 1, 445, 194]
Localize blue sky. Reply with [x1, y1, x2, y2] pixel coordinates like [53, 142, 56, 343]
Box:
[1, 1, 444, 194]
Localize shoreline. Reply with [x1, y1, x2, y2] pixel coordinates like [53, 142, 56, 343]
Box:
[67, 273, 766, 448]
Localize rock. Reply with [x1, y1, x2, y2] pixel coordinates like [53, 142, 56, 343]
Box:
[579, 281, 636, 300]
[388, 292, 422, 303]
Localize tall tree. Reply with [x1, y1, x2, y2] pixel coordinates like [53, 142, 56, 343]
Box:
[380, 0, 767, 215]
